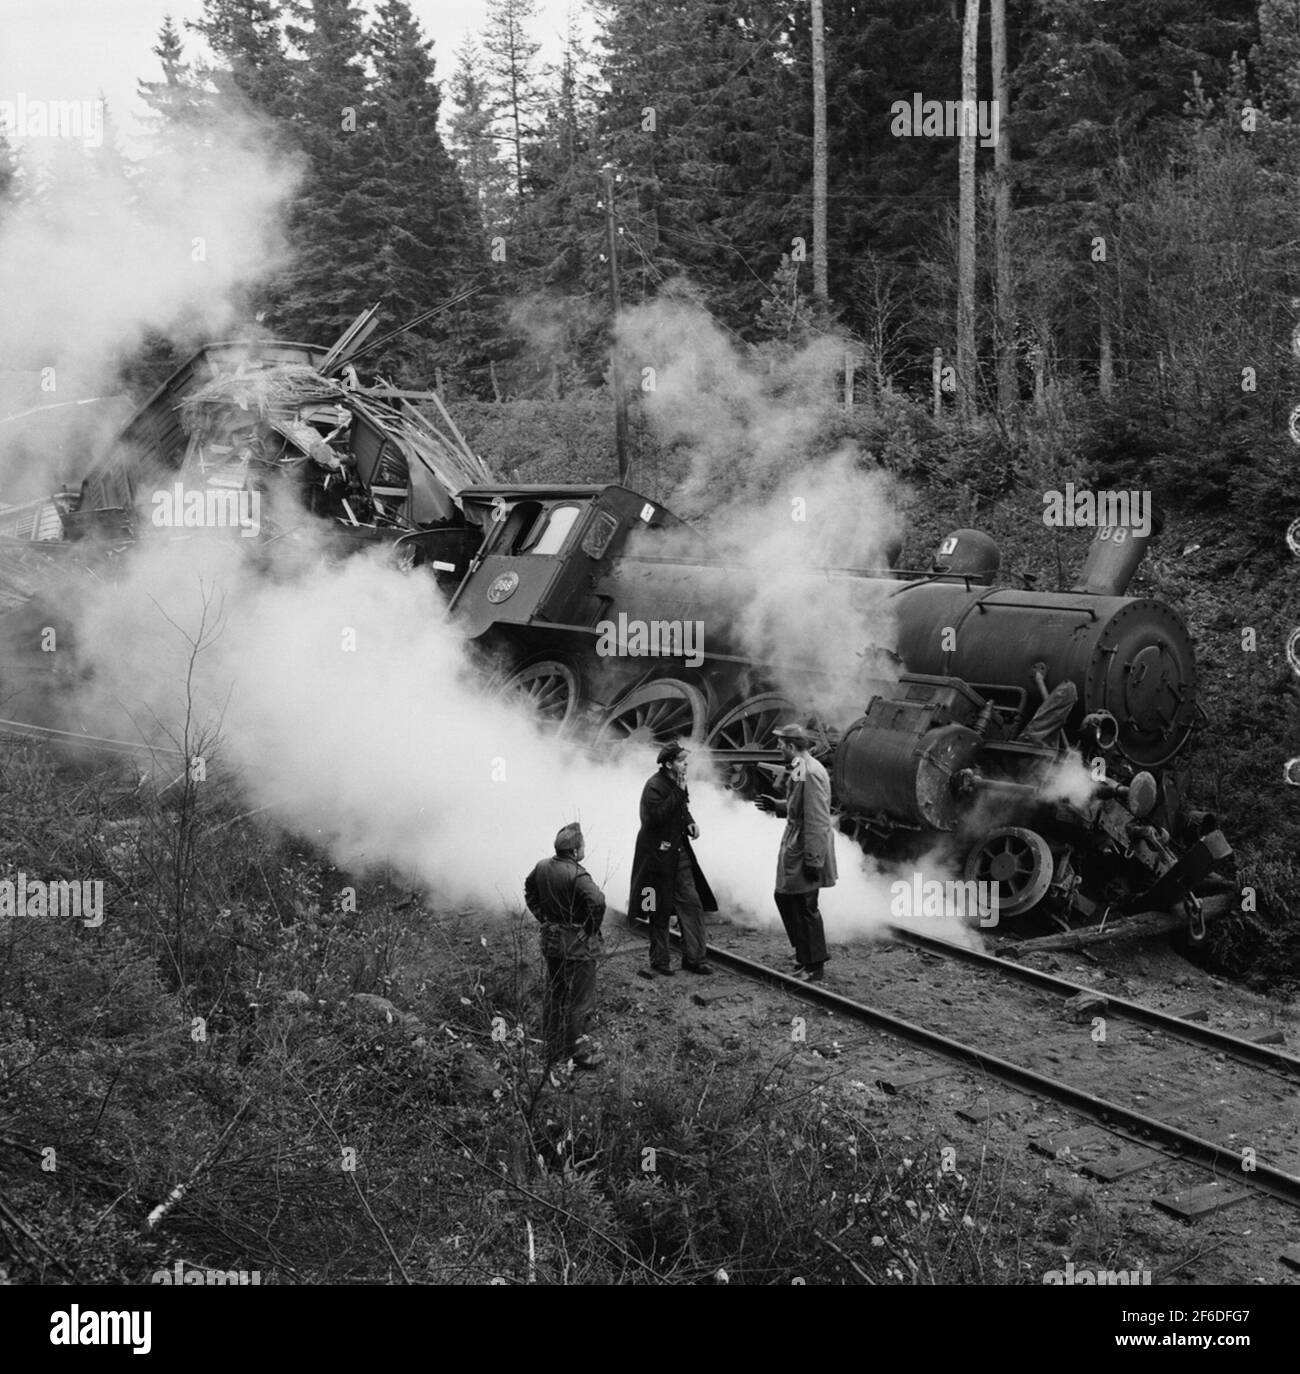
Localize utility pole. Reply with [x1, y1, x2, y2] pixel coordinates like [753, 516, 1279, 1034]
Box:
[810, 0, 828, 300]
[603, 165, 629, 483]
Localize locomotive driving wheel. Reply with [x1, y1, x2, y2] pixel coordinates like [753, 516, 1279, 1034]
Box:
[593, 678, 708, 753]
[962, 826, 1054, 918]
[704, 693, 796, 794]
[494, 659, 582, 735]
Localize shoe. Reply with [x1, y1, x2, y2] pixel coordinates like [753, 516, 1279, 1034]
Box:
[648, 964, 674, 977]
[791, 960, 807, 972]
[573, 1052, 605, 1069]
[796, 966, 825, 983]
[681, 961, 714, 975]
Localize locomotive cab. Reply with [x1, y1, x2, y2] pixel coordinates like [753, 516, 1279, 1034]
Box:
[448, 485, 691, 637]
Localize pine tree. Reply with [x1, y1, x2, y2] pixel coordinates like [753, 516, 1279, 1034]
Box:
[596, 0, 810, 330]
[137, 18, 221, 190]
[1013, 0, 1259, 397]
[508, 17, 609, 386]
[190, 0, 294, 123]
[366, 0, 480, 381]
[267, 0, 387, 343]
[481, 0, 542, 202]
[448, 39, 511, 236]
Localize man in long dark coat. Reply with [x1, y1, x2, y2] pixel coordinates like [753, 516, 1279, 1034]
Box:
[628, 742, 718, 975]
[755, 723, 837, 981]
[524, 823, 606, 1068]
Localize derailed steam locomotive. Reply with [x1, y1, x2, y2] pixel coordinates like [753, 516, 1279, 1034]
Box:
[26, 336, 1232, 938]
[402, 487, 1232, 939]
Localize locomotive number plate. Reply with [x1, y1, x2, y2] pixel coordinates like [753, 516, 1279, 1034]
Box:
[486, 572, 520, 603]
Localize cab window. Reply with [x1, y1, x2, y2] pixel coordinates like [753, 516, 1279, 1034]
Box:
[525, 503, 581, 555]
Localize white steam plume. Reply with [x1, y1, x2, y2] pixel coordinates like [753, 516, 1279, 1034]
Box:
[67, 534, 903, 940]
[616, 298, 906, 725]
[0, 104, 298, 498]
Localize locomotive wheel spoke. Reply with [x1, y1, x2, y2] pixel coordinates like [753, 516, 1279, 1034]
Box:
[594, 679, 708, 753]
[495, 659, 582, 736]
[704, 693, 797, 795]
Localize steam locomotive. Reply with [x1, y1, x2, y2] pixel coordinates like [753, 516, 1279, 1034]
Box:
[19, 335, 1232, 937]
[396, 484, 1233, 938]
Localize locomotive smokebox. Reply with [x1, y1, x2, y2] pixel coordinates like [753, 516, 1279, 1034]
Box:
[933, 529, 1000, 586]
[1070, 505, 1165, 597]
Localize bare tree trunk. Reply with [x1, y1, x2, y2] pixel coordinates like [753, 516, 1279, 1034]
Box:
[932, 346, 944, 420]
[956, 0, 980, 423]
[811, 0, 829, 300]
[1098, 288, 1115, 400]
[604, 166, 629, 482]
[1032, 329, 1047, 416]
[507, 19, 525, 200]
[990, 0, 1014, 415]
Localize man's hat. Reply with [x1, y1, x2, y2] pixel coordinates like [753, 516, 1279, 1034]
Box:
[657, 741, 689, 766]
[554, 822, 584, 853]
[772, 722, 813, 745]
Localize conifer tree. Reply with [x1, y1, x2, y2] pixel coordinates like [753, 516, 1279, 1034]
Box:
[367, 0, 480, 380]
[482, 0, 541, 202]
[448, 39, 511, 236]
[191, 0, 294, 123]
[267, 0, 385, 342]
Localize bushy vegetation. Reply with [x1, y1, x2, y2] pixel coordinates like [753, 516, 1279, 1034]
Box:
[0, 743, 1194, 1284]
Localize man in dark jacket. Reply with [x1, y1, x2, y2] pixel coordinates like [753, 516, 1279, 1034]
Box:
[755, 723, 837, 982]
[628, 742, 718, 975]
[524, 823, 606, 1069]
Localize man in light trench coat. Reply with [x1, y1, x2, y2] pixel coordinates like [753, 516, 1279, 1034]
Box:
[754, 723, 837, 981]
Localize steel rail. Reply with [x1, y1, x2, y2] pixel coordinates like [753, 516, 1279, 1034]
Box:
[686, 934, 1300, 1211]
[884, 925, 1300, 1077]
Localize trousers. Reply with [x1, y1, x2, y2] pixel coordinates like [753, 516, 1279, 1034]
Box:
[649, 850, 708, 969]
[774, 890, 828, 968]
[540, 926, 599, 1063]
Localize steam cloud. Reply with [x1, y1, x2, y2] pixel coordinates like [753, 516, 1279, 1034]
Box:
[616, 298, 907, 723]
[0, 103, 298, 500]
[67, 533, 903, 937]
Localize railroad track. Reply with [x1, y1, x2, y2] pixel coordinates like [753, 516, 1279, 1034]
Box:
[655, 920, 1300, 1217]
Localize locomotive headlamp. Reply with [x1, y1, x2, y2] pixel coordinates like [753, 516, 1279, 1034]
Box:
[1122, 771, 1158, 819]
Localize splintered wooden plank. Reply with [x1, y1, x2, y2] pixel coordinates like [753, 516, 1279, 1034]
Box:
[1153, 1180, 1251, 1220]
[956, 1092, 1029, 1123]
[874, 1065, 954, 1095]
